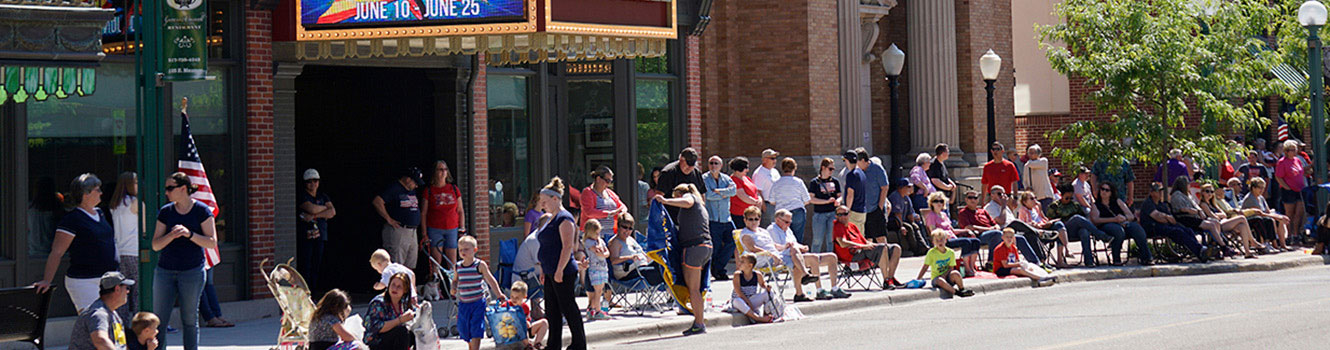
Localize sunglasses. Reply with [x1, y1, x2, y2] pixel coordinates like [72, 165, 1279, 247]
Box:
[1203, 190, 1215, 193]
[835, 212, 849, 216]
[1100, 187, 1111, 191]
[745, 217, 761, 221]
[966, 196, 979, 200]
[931, 200, 945, 204]
[164, 184, 180, 191]
[709, 162, 721, 165]
[619, 225, 634, 230]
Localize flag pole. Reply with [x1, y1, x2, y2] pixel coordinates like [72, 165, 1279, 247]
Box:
[135, 0, 166, 312]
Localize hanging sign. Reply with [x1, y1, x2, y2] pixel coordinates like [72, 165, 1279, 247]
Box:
[163, 0, 208, 81]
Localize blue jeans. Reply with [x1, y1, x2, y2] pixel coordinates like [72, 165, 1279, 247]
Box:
[810, 211, 836, 254]
[709, 221, 736, 278]
[154, 265, 205, 350]
[1063, 215, 1111, 264]
[1099, 222, 1153, 264]
[788, 208, 807, 245]
[945, 237, 982, 257]
[199, 268, 223, 321]
[1147, 223, 1205, 256]
[978, 230, 1041, 264]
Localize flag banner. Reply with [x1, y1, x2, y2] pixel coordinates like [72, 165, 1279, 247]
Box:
[644, 200, 709, 313]
[179, 106, 222, 268]
[163, 0, 208, 81]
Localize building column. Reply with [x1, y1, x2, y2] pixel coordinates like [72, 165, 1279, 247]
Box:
[906, 0, 961, 156]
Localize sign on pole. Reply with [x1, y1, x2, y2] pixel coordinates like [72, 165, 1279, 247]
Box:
[163, 0, 207, 81]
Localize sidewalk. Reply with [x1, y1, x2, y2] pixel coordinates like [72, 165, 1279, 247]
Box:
[12, 251, 1326, 350]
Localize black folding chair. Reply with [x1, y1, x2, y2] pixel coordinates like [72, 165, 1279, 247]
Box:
[0, 285, 54, 350]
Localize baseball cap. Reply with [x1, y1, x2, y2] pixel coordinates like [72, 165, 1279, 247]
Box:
[403, 167, 424, 186]
[842, 150, 858, 162]
[303, 169, 320, 181]
[99, 271, 135, 290]
[762, 149, 780, 159]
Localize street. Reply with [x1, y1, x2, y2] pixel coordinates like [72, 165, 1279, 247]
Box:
[604, 265, 1330, 350]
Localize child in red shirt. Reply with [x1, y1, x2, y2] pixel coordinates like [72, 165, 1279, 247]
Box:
[504, 281, 548, 349]
[993, 229, 1055, 287]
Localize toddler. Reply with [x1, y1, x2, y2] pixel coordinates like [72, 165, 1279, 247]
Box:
[504, 281, 549, 349]
[581, 220, 612, 321]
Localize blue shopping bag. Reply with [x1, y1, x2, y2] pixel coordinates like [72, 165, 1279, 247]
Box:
[485, 302, 529, 346]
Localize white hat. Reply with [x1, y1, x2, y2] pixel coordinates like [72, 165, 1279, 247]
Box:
[303, 168, 320, 181]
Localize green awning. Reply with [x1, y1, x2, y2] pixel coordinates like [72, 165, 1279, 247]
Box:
[0, 66, 96, 105]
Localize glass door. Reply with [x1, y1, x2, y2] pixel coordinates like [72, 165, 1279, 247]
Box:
[563, 78, 615, 191]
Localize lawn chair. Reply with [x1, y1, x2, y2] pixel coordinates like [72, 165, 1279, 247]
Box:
[260, 258, 315, 350]
[733, 229, 792, 297]
[606, 262, 671, 315]
[497, 238, 521, 291]
[836, 254, 882, 291]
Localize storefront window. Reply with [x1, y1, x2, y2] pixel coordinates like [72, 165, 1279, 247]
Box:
[566, 79, 616, 195]
[635, 79, 672, 216]
[172, 70, 234, 242]
[635, 55, 669, 74]
[25, 64, 138, 256]
[487, 75, 531, 228]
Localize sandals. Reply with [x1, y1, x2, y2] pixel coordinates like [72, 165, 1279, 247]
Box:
[204, 318, 235, 328]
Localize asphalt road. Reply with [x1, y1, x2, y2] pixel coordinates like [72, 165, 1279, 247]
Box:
[603, 265, 1330, 350]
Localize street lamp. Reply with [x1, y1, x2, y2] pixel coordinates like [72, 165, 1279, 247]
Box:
[980, 49, 1002, 148]
[1301, 0, 1328, 206]
[882, 43, 905, 171]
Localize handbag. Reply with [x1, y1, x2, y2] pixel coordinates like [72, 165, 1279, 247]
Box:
[485, 302, 529, 347]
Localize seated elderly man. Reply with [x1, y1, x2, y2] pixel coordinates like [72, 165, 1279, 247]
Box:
[739, 207, 849, 303]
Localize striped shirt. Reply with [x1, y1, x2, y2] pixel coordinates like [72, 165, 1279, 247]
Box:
[456, 261, 485, 303]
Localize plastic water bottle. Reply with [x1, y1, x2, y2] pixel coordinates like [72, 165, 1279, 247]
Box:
[705, 294, 713, 309]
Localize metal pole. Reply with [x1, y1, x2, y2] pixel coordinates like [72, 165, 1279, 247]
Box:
[888, 74, 901, 176]
[985, 79, 997, 148]
[1310, 25, 1327, 210]
[135, 0, 166, 311]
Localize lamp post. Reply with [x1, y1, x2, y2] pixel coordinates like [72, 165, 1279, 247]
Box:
[1301, 0, 1328, 207]
[882, 44, 905, 173]
[980, 49, 1002, 148]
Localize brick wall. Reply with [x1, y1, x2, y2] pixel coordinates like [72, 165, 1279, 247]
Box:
[955, 0, 1016, 154]
[245, 8, 275, 298]
[807, 0, 840, 155]
[472, 55, 491, 261]
[687, 36, 702, 149]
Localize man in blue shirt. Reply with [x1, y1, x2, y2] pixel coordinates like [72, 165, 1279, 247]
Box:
[856, 148, 892, 244]
[702, 155, 737, 279]
[372, 167, 423, 269]
[842, 150, 868, 230]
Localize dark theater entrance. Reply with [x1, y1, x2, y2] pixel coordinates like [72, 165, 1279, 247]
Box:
[294, 65, 464, 295]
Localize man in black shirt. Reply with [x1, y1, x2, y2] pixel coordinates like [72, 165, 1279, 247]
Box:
[928, 143, 957, 195]
[656, 147, 705, 219]
[1140, 182, 1210, 263]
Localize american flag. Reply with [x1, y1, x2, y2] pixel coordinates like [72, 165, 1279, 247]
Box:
[1277, 118, 1291, 142]
[178, 109, 222, 269]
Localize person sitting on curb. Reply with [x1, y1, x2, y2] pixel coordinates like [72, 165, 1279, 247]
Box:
[69, 271, 133, 350]
[832, 205, 905, 290]
[1141, 182, 1212, 262]
[739, 207, 849, 302]
[730, 253, 774, 323]
[915, 229, 974, 298]
[993, 228, 1055, 287]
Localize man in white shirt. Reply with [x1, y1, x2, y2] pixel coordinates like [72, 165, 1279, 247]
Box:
[753, 149, 782, 226]
[748, 209, 848, 302]
[1023, 145, 1056, 210]
[984, 185, 1050, 263]
[768, 158, 812, 245]
[1072, 167, 1095, 210]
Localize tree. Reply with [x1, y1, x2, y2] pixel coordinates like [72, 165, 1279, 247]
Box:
[1038, 0, 1305, 171]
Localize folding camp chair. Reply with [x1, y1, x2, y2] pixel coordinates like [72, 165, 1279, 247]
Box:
[836, 255, 882, 291]
[733, 229, 793, 297]
[498, 238, 521, 291]
[604, 231, 670, 315]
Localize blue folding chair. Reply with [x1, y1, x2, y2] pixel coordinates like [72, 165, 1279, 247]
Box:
[498, 238, 520, 292]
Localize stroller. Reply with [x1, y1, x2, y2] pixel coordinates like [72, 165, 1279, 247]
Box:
[422, 247, 459, 339]
[260, 258, 315, 350]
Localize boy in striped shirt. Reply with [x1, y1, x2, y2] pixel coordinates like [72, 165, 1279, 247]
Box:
[453, 235, 506, 349]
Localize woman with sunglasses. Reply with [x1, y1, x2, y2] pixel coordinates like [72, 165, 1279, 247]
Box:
[151, 172, 219, 350]
[33, 174, 117, 312]
[1090, 182, 1153, 266]
[922, 192, 982, 275]
[1197, 183, 1258, 259]
[580, 165, 626, 238]
[1167, 177, 1229, 256]
[1015, 191, 1072, 268]
[421, 160, 464, 272]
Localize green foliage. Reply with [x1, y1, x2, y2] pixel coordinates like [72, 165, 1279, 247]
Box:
[1038, 0, 1306, 169]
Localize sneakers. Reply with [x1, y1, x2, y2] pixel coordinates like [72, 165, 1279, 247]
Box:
[800, 272, 819, 285]
[793, 294, 814, 303]
[587, 310, 612, 321]
[955, 288, 975, 298]
[1035, 276, 1057, 288]
[815, 290, 833, 300]
[830, 288, 852, 299]
[682, 324, 707, 336]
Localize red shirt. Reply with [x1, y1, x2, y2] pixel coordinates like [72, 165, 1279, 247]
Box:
[956, 207, 997, 232]
[993, 242, 1019, 269]
[833, 221, 868, 263]
[982, 159, 1019, 194]
[501, 300, 532, 322]
[424, 184, 461, 230]
[731, 174, 758, 216]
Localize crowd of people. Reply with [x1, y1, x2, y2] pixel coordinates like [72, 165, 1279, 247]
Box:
[44, 137, 1330, 350]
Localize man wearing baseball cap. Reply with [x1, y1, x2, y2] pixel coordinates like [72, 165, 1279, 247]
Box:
[298, 168, 335, 292]
[372, 167, 424, 268]
[70, 271, 134, 350]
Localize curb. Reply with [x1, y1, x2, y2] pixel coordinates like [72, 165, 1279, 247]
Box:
[578, 254, 1329, 346]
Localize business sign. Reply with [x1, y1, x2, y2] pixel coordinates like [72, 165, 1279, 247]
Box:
[163, 0, 208, 81]
[301, 0, 525, 29]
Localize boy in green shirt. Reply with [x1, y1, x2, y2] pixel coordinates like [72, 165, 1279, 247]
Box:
[916, 229, 975, 297]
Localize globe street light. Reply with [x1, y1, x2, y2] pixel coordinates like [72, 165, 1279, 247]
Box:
[1301, 0, 1327, 206]
[980, 49, 1002, 148]
[881, 43, 905, 169]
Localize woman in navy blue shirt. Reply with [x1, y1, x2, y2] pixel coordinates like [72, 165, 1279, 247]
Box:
[535, 177, 586, 350]
[33, 174, 118, 312]
[150, 172, 218, 350]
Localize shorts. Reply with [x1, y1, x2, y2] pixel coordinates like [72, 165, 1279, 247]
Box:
[427, 227, 459, 249]
[848, 211, 868, 232]
[995, 267, 1014, 277]
[864, 207, 889, 240]
[457, 299, 487, 342]
[681, 244, 712, 269]
[1281, 188, 1305, 204]
[754, 252, 794, 270]
[850, 245, 885, 263]
[587, 266, 609, 286]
